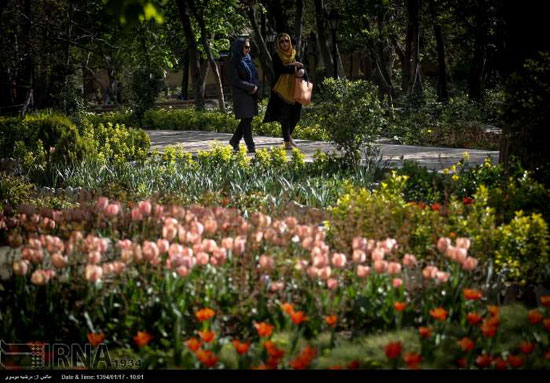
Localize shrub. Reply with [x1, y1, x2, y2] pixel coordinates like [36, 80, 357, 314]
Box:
[313, 78, 386, 166]
[495, 211, 550, 284]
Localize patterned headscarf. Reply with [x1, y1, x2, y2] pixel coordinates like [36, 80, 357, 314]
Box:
[272, 33, 297, 104]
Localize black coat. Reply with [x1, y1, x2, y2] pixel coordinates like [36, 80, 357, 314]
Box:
[263, 53, 307, 125]
[228, 57, 261, 119]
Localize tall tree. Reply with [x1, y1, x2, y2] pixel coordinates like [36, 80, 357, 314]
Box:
[468, 0, 489, 101]
[188, 0, 227, 112]
[404, 0, 422, 96]
[175, 0, 207, 109]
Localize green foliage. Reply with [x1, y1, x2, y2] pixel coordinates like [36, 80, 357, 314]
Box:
[495, 211, 550, 284]
[129, 66, 165, 124]
[0, 174, 36, 208]
[314, 78, 386, 166]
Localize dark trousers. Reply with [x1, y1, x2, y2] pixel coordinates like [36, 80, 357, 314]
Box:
[231, 118, 255, 149]
[281, 119, 297, 142]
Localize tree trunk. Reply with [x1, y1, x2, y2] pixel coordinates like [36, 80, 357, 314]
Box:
[244, 4, 274, 86]
[405, 0, 422, 96]
[175, 0, 205, 109]
[294, 0, 304, 56]
[469, 0, 489, 101]
[313, 0, 333, 73]
[434, 24, 448, 102]
[189, 0, 226, 112]
[262, 0, 288, 33]
[181, 52, 189, 100]
[19, 0, 33, 117]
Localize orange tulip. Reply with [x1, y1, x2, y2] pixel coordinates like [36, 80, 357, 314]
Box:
[198, 330, 216, 343]
[487, 305, 500, 317]
[456, 358, 466, 368]
[457, 337, 475, 352]
[543, 318, 550, 331]
[506, 354, 525, 369]
[418, 326, 432, 339]
[281, 303, 295, 315]
[289, 347, 316, 370]
[518, 341, 536, 354]
[403, 352, 422, 369]
[255, 322, 274, 337]
[528, 309, 543, 324]
[195, 308, 215, 322]
[185, 337, 201, 352]
[325, 315, 338, 327]
[264, 340, 285, 359]
[347, 360, 360, 369]
[290, 311, 308, 325]
[430, 307, 448, 322]
[385, 342, 402, 359]
[481, 322, 498, 338]
[87, 332, 105, 347]
[475, 354, 492, 368]
[493, 357, 507, 370]
[232, 340, 250, 355]
[540, 295, 550, 307]
[393, 302, 407, 312]
[195, 349, 219, 368]
[466, 312, 483, 326]
[463, 288, 483, 301]
[133, 331, 153, 348]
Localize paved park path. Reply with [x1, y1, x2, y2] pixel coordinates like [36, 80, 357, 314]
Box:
[147, 130, 499, 171]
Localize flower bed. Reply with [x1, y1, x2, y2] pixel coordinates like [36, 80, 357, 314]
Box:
[1, 197, 549, 369]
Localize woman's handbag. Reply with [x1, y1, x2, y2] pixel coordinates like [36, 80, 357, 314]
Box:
[293, 77, 313, 106]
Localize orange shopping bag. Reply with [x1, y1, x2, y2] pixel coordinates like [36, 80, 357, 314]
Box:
[293, 77, 313, 106]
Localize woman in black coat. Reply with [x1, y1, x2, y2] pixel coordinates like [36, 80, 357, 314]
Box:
[227, 37, 260, 154]
[263, 33, 306, 150]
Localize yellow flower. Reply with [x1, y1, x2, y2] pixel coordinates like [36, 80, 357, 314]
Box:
[462, 152, 470, 161]
[442, 168, 449, 175]
[452, 174, 459, 181]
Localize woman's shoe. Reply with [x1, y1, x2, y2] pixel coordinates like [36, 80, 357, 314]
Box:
[284, 141, 293, 150]
[289, 138, 298, 148]
[229, 138, 239, 152]
[247, 147, 256, 154]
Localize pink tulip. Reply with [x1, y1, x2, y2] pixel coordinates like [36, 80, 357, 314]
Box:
[331, 253, 347, 268]
[233, 237, 246, 255]
[307, 266, 318, 279]
[203, 218, 218, 234]
[112, 261, 126, 274]
[284, 216, 297, 229]
[381, 238, 397, 252]
[371, 248, 385, 261]
[462, 257, 478, 271]
[456, 237, 471, 249]
[422, 266, 439, 279]
[142, 241, 159, 261]
[387, 262, 402, 274]
[51, 253, 68, 268]
[436, 271, 450, 283]
[85, 265, 103, 282]
[392, 278, 403, 288]
[327, 278, 339, 290]
[169, 243, 184, 258]
[301, 236, 314, 250]
[437, 237, 451, 253]
[31, 270, 49, 285]
[318, 266, 332, 280]
[190, 221, 204, 236]
[131, 208, 143, 221]
[352, 236, 367, 251]
[402, 254, 417, 268]
[352, 250, 366, 264]
[88, 251, 101, 264]
[96, 197, 109, 211]
[373, 260, 388, 274]
[221, 237, 234, 250]
[105, 203, 120, 218]
[259, 255, 274, 270]
[202, 239, 218, 253]
[356, 265, 371, 278]
[196, 252, 210, 266]
[295, 259, 309, 271]
[13, 260, 29, 276]
[42, 217, 56, 230]
[157, 239, 170, 254]
[270, 281, 285, 292]
[102, 263, 114, 275]
[138, 200, 152, 216]
[176, 265, 189, 277]
[162, 225, 177, 241]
